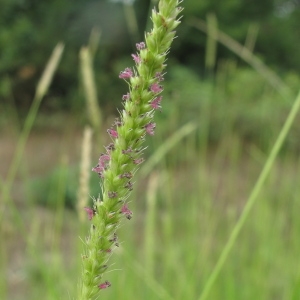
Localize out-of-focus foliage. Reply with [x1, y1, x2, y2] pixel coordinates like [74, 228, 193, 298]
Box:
[0, 0, 299, 110]
[157, 63, 300, 151]
[178, 0, 300, 71]
[0, 0, 130, 109]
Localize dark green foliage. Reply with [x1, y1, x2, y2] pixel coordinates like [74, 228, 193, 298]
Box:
[30, 164, 101, 209]
[0, 0, 130, 110]
[177, 0, 300, 72]
[0, 0, 299, 111]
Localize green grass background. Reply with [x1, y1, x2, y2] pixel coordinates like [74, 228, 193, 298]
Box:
[1, 19, 300, 300]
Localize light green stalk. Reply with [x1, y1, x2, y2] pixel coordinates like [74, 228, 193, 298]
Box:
[77, 126, 93, 222]
[199, 89, 300, 300]
[0, 43, 64, 223]
[78, 1, 183, 299]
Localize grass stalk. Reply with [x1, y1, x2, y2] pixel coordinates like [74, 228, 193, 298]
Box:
[140, 121, 197, 178]
[0, 43, 64, 222]
[122, 250, 174, 300]
[242, 22, 259, 56]
[51, 155, 68, 253]
[205, 13, 218, 73]
[79, 47, 102, 137]
[88, 27, 101, 61]
[0, 235, 7, 299]
[189, 18, 290, 98]
[198, 89, 300, 300]
[77, 126, 93, 222]
[144, 172, 159, 278]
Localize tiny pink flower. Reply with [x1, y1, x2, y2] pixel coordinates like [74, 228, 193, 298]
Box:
[150, 96, 162, 110]
[119, 172, 133, 179]
[84, 207, 95, 220]
[124, 181, 133, 191]
[107, 129, 118, 138]
[131, 54, 142, 64]
[92, 164, 104, 176]
[120, 204, 133, 220]
[155, 72, 164, 82]
[150, 83, 163, 93]
[93, 155, 109, 168]
[133, 157, 144, 165]
[136, 42, 145, 50]
[122, 93, 130, 101]
[100, 154, 110, 163]
[92, 165, 104, 177]
[119, 67, 133, 79]
[113, 118, 123, 127]
[109, 233, 118, 242]
[122, 147, 133, 154]
[145, 122, 156, 135]
[98, 281, 111, 289]
[92, 154, 110, 177]
[105, 143, 115, 152]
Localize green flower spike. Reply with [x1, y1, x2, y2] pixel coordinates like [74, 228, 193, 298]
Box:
[78, 1, 183, 299]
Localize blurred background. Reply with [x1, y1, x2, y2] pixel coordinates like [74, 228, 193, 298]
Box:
[1, 0, 300, 299]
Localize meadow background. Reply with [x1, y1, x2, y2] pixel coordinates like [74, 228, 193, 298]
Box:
[1, 0, 300, 299]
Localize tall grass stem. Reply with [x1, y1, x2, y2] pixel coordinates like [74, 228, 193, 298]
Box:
[242, 22, 259, 56]
[140, 121, 197, 178]
[144, 172, 159, 278]
[123, 250, 174, 300]
[199, 89, 300, 300]
[88, 27, 101, 60]
[0, 43, 64, 222]
[77, 127, 93, 222]
[205, 13, 218, 73]
[80, 47, 102, 138]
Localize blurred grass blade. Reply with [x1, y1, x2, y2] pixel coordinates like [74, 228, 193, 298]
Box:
[242, 22, 259, 56]
[79, 47, 102, 135]
[123, 1, 140, 45]
[36, 43, 65, 98]
[144, 172, 159, 278]
[88, 27, 101, 60]
[189, 18, 290, 98]
[123, 250, 174, 300]
[51, 155, 69, 252]
[140, 121, 197, 178]
[0, 43, 64, 221]
[77, 126, 93, 222]
[205, 13, 218, 73]
[199, 89, 300, 300]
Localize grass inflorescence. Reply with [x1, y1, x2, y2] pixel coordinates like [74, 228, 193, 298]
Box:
[77, 1, 183, 299]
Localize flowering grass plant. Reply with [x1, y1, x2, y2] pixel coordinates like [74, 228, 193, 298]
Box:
[78, 1, 183, 299]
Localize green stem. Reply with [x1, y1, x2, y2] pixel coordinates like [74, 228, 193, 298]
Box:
[0, 43, 64, 223]
[199, 89, 300, 300]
